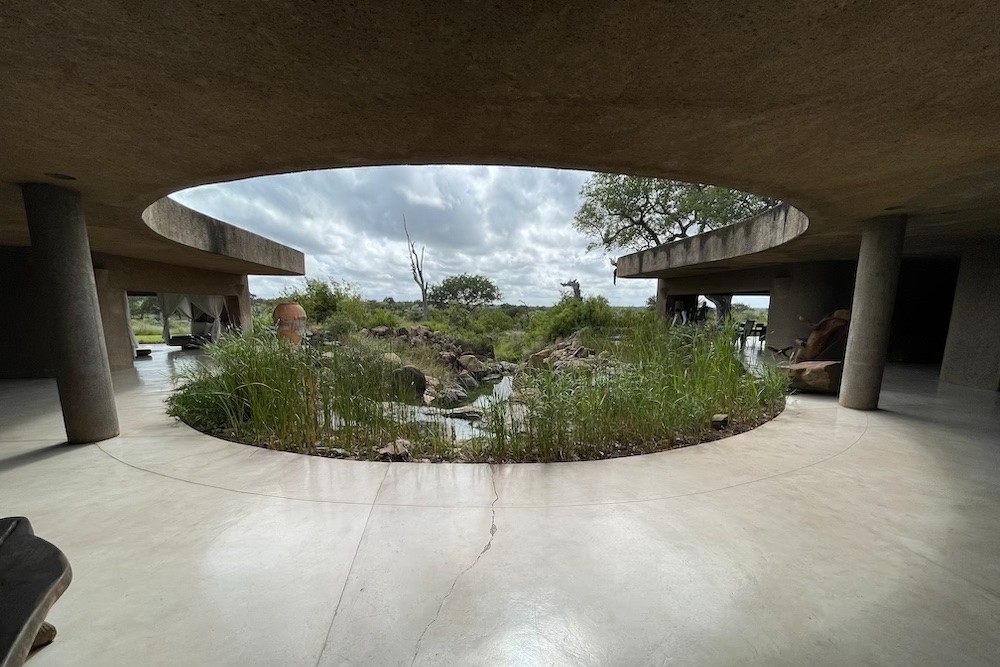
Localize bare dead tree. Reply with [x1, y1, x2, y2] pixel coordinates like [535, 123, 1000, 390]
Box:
[403, 215, 429, 319]
[560, 279, 582, 301]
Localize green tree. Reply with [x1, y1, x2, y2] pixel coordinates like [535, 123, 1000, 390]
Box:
[574, 173, 778, 321]
[429, 274, 502, 310]
[574, 174, 779, 253]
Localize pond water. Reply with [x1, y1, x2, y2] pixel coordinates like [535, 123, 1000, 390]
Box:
[413, 375, 514, 440]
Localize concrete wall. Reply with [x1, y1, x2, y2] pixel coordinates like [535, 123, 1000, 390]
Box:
[0, 248, 55, 378]
[941, 239, 1000, 391]
[767, 262, 856, 353]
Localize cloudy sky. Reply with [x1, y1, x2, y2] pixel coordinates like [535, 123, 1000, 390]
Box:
[172, 165, 766, 307]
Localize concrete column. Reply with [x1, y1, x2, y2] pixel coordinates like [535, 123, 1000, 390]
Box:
[940, 239, 1000, 390]
[21, 183, 119, 443]
[94, 269, 136, 371]
[840, 216, 907, 410]
[654, 279, 669, 319]
[225, 275, 254, 332]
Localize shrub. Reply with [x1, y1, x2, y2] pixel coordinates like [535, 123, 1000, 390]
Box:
[322, 312, 357, 341]
[366, 308, 401, 329]
[528, 296, 616, 343]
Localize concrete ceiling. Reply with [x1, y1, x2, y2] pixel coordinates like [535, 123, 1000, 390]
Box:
[2, 1, 1000, 272]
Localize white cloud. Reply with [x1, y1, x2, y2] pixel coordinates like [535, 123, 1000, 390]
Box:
[171, 165, 661, 306]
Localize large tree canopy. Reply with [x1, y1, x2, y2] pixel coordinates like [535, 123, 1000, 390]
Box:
[429, 274, 502, 310]
[573, 174, 779, 253]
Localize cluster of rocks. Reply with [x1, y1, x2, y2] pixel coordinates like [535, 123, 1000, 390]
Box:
[362, 324, 490, 357]
[527, 338, 609, 372]
[368, 326, 516, 410]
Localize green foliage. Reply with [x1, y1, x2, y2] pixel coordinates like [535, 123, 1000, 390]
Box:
[483, 322, 788, 462]
[574, 173, 779, 253]
[528, 296, 616, 343]
[494, 332, 528, 362]
[366, 308, 402, 329]
[167, 330, 452, 456]
[428, 274, 502, 310]
[321, 312, 357, 341]
[470, 309, 515, 335]
[168, 325, 787, 464]
[282, 279, 362, 324]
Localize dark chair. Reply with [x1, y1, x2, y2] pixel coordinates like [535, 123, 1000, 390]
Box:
[1, 517, 72, 667]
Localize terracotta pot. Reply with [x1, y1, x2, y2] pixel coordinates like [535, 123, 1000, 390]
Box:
[273, 302, 307, 344]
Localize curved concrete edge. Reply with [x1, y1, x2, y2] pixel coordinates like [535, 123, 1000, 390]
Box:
[98, 379, 870, 509]
[616, 204, 809, 278]
[141, 196, 305, 276]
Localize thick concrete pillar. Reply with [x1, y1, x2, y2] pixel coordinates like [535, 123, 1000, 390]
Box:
[840, 216, 907, 410]
[940, 239, 1000, 390]
[654, 279, 669, 319]
[22, 183, 119, 442]
[225, 275, 254, 332]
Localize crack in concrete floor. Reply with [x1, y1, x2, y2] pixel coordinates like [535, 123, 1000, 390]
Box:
[410, 464, 500, 666]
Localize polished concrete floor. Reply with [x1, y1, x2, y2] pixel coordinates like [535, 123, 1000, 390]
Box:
[2, 347, 999, 666]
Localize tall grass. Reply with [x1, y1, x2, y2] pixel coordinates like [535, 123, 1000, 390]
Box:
[481, 321, 787, 461]
[167, 331, 453, 458]
[168, 324, 786, 463]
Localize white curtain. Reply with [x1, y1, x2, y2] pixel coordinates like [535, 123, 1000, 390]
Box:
[189, 295, 226, 341]
[158, 293, 189, 343]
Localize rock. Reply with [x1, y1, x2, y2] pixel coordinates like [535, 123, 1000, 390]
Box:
[358, 328, 371, 337]
[527, 351, 550, 369]
[371, 325, 391, 337]
[553, 358, 593, 372]
[438, 351, 458, 367]
[378, 438, 411, 461]
[322, 351, 335, 359]
[392, 364, 427, 397]
[711, 413, 730, 430]
[499, 361, 519, 374]
[780, 361, 843, 393]
[458, 354, 488, 375]
[382, 352, 403, 366]
[480, 373, 503, 383]
[439, 385, 469, 406]
[443, 405, 485, 421]
[573, 347, 591, 358]
[397, 326, 410, 337]
[425, 375, 442, 389]
[413, 325, 431, 337]
[457, 371, 479, 390]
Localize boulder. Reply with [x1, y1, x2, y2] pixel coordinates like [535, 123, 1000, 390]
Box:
[457, 371, 480, 390]
[527, 350, 550, 369]
[382, 352, 403, 366]
[438, 385, 469, 406]
[396, 326, 410, 337]
[438, 351, 458, 367]
[378, 438, 411, 461]
[371, 325, 391, 337]
[458, 354, 488, 375]
[392, 364, 427, 397]
[780, 361, 843, 393]
[711, 413, 730, 430]
[412, 325, 431, 337]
